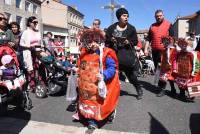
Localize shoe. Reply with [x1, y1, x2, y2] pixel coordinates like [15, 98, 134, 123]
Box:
[125, 78, 129, 83]
[187, 97, 195, 102]
[169, 90, 177, 97]
[85, 124, 96, 134]
[136, 88, 143, 100]
[85, 127, 96, 134]
[108, 109, 116, 123]
[156, 90, 165, 97]
[72, 112, 80, 121]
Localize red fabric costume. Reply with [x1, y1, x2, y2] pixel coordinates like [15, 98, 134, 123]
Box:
[173, 39, 200, 97]
[159, 36, 176, 81]
[77, 29, 120, 121]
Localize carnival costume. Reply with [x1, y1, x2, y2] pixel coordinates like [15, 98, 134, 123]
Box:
[77, 28, 120, 125]
[159, 36, 177, 81]
[173, 38, 200, 98]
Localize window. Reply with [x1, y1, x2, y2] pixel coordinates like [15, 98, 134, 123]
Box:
[4, 12, 11, 23]
[33, 4, 37, 14]
[16, 0, 21, 8]
[16, 16, 22, 28]
[4, 0, 12, 5]
[25, 1, 32, 12]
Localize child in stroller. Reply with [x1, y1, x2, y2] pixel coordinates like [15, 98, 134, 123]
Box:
[33, 47, 72, 98]
[0, 44, 32, 111]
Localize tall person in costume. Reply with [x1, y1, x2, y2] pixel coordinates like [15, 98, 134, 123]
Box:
[144, 9, 176, 97]
[77, 28, 120, 134]
[106, 8, 143, 100]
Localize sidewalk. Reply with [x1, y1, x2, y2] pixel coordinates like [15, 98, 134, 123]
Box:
[0, 117, 139, 134]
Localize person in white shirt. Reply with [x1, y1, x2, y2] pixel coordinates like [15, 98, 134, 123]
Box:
[20, 16, 42, 92]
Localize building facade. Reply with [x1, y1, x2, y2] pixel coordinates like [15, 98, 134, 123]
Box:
[0, 0, 42, 31]
[188, 10, 200, 35]
[41, 0, 69, 47]
[172, 11, 200, 38]
[172, 17, 189, 38]
[67, 6, 84, 47]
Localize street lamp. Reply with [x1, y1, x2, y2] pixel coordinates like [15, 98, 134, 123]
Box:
[102, 0, 124, 24]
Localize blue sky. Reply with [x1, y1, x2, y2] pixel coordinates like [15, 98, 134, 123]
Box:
[62, 0, 200, 30]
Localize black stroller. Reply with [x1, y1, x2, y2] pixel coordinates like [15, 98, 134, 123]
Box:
[34, 47, 70, 98]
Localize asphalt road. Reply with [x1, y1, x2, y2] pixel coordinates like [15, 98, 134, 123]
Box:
[1, 75, 200, 134]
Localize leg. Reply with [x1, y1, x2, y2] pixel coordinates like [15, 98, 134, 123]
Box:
[168, 80, 176, 96]
[124, 68, 143, 100]
[85, 119, 97, 134]
[157, 80, 167, 97]
[179, 87, 186, 101]
[152, 50, 162, 71]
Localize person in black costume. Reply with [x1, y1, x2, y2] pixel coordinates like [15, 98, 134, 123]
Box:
[105, 8, 143, 100]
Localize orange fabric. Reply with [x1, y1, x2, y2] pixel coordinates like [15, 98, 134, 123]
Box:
[77, 47, 120, 121]
[150, 20, 171, 50]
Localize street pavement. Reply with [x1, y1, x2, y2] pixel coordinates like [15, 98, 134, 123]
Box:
[0, 75, 200, 134]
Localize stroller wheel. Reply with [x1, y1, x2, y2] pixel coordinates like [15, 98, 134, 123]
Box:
[35, 84, 47, 98]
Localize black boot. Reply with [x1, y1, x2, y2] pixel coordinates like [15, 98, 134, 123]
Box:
[136, 86, 143, 100]
[170, 90, 177, 97]
[179, 90, 186, 101]
[157, 89, 165, 97]
[169, 81, 177, 96]
[157, 80, 166, 97]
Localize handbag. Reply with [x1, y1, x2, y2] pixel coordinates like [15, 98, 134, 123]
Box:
[66, 71, 78, 102]
[98, 44, 107, 99]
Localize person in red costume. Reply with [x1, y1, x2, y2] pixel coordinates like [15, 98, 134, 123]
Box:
[76, 28, 120, 134]
[144, 9, 176, 97]
[172, 38, 200, 101]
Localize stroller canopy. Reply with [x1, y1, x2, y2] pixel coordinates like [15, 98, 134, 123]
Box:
[0, 44, 19, 67]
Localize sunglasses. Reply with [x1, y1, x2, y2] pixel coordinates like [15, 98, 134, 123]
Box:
[93, 23, 99, 25]
[32, 21, 38, 25]
[0, 17, 7, 21]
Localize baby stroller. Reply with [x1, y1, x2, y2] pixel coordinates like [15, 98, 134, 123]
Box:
[34, 47, 70, 98]
[0, 44, 32, 111]
[138, 55, 155, 77]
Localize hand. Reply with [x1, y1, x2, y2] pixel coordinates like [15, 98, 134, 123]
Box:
[96, 73, 103, 81]
[123, 39, 129, 45]
[72, 66, 78, 72]
[144, 50, 149, 56]
[40, 51, 48, 57]
[173, 69, 177, 73]
[111, 37, 117, 43]
[8, 42, 15, 47]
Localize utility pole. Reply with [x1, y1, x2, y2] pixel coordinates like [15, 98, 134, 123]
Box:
[102, 0, 124, 24]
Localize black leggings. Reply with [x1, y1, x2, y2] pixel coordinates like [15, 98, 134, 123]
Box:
[152, 49, 162, 69]
[120, 65, 140, 88]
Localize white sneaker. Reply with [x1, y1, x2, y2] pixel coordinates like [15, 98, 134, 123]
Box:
[125, 79, 129, 83]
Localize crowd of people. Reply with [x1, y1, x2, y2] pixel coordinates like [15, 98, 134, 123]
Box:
[1, 7, 200, 134]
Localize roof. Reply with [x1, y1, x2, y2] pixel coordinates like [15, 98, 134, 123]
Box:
[178, 10, 200, 20]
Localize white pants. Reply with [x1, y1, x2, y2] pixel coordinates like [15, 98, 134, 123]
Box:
[22, 50, 33, 71]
